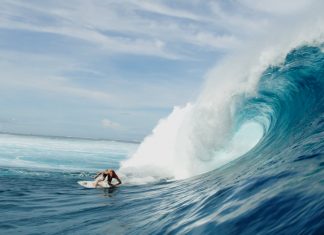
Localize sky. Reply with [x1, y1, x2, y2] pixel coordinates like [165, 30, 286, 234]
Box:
[0, 0, 320, 141]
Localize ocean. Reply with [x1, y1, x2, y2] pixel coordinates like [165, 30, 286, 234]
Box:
[1, 45, 324, 234]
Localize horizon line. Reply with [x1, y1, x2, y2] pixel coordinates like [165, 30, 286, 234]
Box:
[0, 131, 141, 144]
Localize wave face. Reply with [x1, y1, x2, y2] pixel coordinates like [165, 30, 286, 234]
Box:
[177, 45, 324, 234]
[0, 45, 324, 234]
[116, 44, 324, 233]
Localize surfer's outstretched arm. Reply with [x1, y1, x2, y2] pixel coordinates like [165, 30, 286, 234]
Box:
[115, 176, 122, 186]
[93, 171, 103, 179]
[93, 171, 105, 179]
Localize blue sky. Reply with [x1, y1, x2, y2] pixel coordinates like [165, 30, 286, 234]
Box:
[0, 0, 319, 141]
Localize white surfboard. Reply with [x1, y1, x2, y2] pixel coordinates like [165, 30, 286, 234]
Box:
[78, 180, 111, 188]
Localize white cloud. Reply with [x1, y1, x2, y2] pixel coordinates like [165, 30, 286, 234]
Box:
[101, 118, 121, 129]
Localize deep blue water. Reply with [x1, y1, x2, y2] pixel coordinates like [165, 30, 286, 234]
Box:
[1, 45, 324, 234]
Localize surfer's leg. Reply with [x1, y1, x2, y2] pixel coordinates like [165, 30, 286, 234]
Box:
[93, 175, 104, 187]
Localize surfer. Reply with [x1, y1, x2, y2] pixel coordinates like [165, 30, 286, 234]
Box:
[93, 169, 122, 187]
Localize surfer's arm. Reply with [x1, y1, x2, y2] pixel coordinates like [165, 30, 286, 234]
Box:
[108, 176, 122, 186]
[115, 177, 122, 185]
